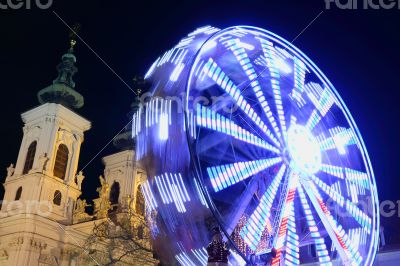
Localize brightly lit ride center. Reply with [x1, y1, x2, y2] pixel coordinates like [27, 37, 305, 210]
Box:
[133, 26, 379, 265]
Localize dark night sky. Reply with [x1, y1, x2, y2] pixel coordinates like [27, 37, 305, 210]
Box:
[1, 0, 399, 241]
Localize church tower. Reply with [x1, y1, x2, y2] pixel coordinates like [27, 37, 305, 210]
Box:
[1, 36, 90, 224]
[0, 32, 91, 265]
[101, 84, 146, 217]
[0, 30, 158, 266]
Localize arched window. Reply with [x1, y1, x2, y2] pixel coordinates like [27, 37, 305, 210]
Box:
[109, 182, 120, 212]
[53, 190, 62, 206]
[23, 141, 37, 174]
[15, 187, 22, 200]
[109, 182, 120, 205]
[135, 185, 145, 216]
[53, 144, 69, 179]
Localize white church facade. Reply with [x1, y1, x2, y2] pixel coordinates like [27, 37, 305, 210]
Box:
[0, 36, 156, 266]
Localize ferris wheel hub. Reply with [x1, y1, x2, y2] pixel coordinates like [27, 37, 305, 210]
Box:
[286, 125, 321, 175]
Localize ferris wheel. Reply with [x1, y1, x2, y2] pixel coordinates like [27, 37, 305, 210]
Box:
[134, 26, 379, 266]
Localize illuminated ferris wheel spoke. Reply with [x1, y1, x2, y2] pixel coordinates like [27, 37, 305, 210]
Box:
[206, 158, 282, 192]
[195, 104, 280, 154]
[311, 175, 345, 207]
[201, 58, 281, 147]
[258, 38, 288, 139]
[344, 198, 372, 234]
[306, 83, 335, 114]
[320, 164, 345, 179]
[305, 82, 335, 130]
[223, 38, 282, 140]
[318, 127, 357, 154]
[283, 202, 300, 265]
[345, 168, 370, 190]
[289, 115, 297, 128]
[306, 110, 322, 131]
[310, 175, 372, 233]
[300, 178, 363, 266]
[321, 164, 370, 191]
[298, 186, 333, 265]
[290, 58, 307, 107]
[239, 164, 287, 250]
[270, 172, 299, 266]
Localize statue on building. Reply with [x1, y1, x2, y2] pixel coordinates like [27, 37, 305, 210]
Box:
[98, 175, 106, 188]
[6, 164, 15, 178]
[206, 227, 230, 266]
[76, 171, 85, 190]
[93, 175, 111, 219]
[73, 199, 90, 223]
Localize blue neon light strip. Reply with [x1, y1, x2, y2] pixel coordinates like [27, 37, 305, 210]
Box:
[207, 158, 282, 192]
[175, 36, 194, 48]
[298, 186, 332, 265]
[201, 58, 280, 147]
[240, 164, 286, 250]
[188, 25, 219, 36]
[311, 175, 372, 233]
[311, 172, 372, 232]
[259, 38, 287, 138]
[304, 82, 324, 108]
[345, 199, 372, 234]
[193, 178, 208, 208]
[175, 252, 196, 266]
[158, 47, 176, 67]
[316, 88, 335, 116]
[191, 248, 208, 265]
[346, 177, 360, 203]
[311, 175, 345, 207]
[285, 204, 300, 265]
[141, 181, 158, 212]
[176, 247, 212, 266]
[154, 173, 191, 213]
[196, 104, 280, 154]
[306, 110, 321, 131]
[348, 228, 368, 254]
[290, 58, 307, 107]
[223, 38, 281, 141]
[305, 83, 335, 130]
[320, 164, 344, 179]
[318, 127, 357, 153]
[144, 57, 160, 79]
[321, 165, 370, 195]
[345, 168, 370, 190]
[170, 63, 185, 81]
[304, 180, 363, 265]
[289, 115, 297, 128]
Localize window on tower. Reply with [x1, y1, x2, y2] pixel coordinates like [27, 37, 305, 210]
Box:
[53, 144, 69, 179]
[109, 181, 120, 212]
[53, 190, 62, 206]
[135, 185, 145, 216]
[15, 187, 22, 200]
[23, 141, 37, 174]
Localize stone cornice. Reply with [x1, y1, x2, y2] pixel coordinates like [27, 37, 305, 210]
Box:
[21, 103, 91, 132]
